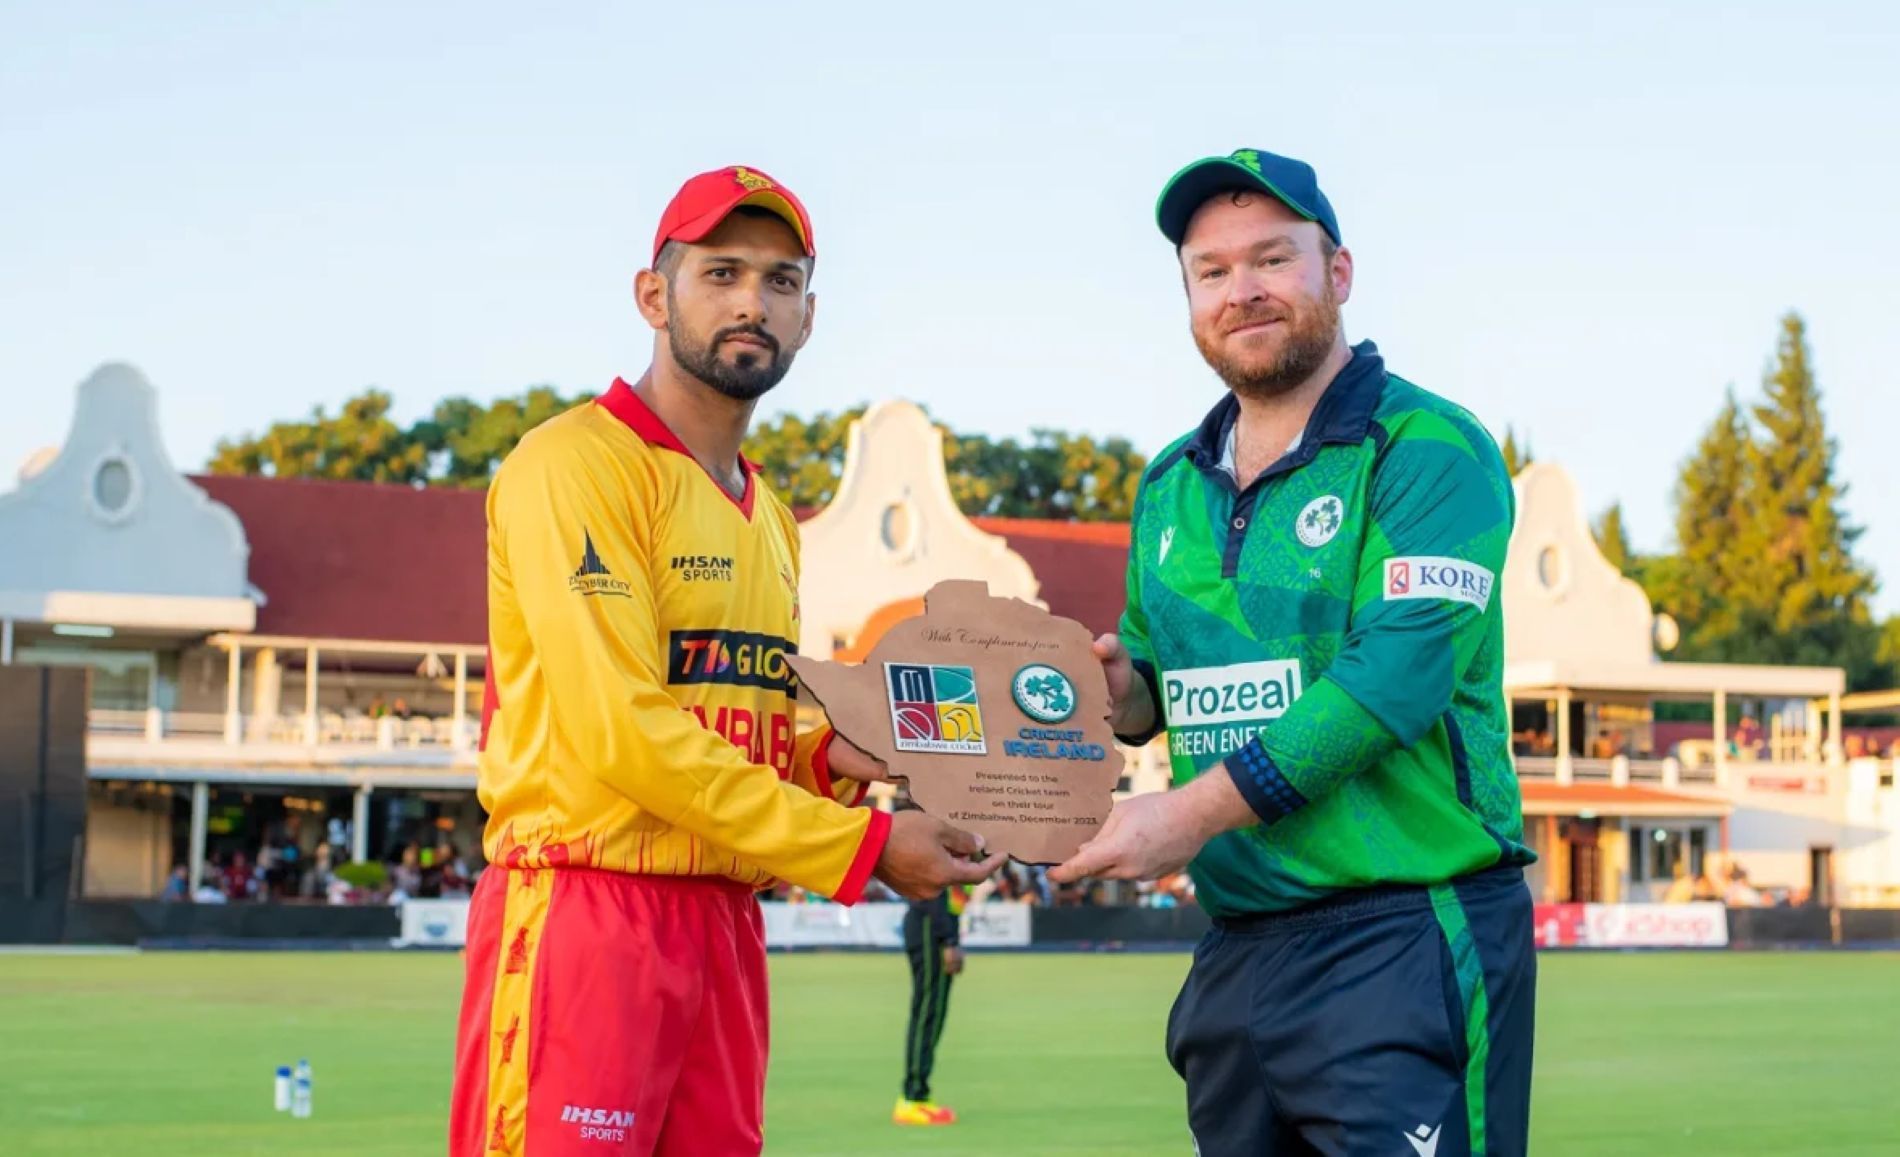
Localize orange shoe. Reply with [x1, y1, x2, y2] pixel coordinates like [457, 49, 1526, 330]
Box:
[892, 1097, 957, 1125]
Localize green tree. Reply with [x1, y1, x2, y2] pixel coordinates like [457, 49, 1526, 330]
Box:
[1648, 389, 1753, 660]
[208, 389, 429, 484]
[746, 408, 1145, 521]
[1733, 312, 1882, 682]
[1501, 426, 1533, 476]
[213, 391, 1148, 522]
[412, 386, 589, 487]
[742, 407, 867, 509]
[1592, 501, 1634, 576]
[945, 429, 1143, 521]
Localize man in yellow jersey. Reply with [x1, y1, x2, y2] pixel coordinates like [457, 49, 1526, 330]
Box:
[449, 165, 1004, 1157]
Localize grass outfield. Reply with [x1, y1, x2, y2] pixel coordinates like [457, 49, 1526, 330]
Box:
[2, 951, 1898, 1155]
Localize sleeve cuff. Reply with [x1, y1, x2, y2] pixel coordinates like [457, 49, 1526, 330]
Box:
[814, 728, 870, 805]
[1226, 737, 1309, 825]
[831, 807, 891, 906]
[809, 726, 837, 801]
[1114, 658, 1166, 747]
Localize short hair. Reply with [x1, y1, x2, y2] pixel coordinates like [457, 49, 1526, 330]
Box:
[653, 206, 813, 282]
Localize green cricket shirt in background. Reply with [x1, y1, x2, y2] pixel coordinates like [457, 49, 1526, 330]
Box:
[1118, 341, 1534, 917]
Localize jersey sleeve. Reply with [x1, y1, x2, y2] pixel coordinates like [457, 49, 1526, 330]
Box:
[1116, 480, 1165, 747]
[787, 722, 869, 807]
[1226, 423, 1513, 823]
[492, 428, 889, 902]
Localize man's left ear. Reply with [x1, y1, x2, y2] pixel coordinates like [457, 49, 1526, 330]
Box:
[798, 291, 817, 348]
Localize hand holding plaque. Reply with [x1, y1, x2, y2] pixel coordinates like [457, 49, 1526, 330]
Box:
[789, 580, 1125, 864]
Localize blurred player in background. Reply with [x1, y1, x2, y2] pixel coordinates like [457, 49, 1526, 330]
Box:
[893, 791, 969, 1127]
[450, 165, 1001, 1157]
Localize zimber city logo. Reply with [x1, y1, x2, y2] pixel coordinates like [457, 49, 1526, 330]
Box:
[886, 663, 987, 755]
[1384, 556, 1495, 612]
[561, 1104, 636, 1144]
[569, 531, 631, 598]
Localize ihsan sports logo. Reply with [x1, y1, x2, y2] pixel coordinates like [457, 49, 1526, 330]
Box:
[561, 1104, 635, 1143]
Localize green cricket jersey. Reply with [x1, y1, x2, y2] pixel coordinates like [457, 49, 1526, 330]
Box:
[1118, 341, 1533, 917]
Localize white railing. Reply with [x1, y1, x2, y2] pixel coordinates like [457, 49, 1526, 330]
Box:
[1513, 756, 1558, 780]
[88, 707, 471, 753]
[1571, 758, 1616, 782]
[1626, 759, 1667, 784]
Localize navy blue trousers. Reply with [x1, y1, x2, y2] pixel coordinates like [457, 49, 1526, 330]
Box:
[1166, 866, 1536, 1156]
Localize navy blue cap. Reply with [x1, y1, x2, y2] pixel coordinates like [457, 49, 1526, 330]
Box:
[1156, 149, 1341, 248]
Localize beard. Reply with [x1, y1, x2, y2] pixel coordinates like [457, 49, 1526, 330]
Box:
[666, 292, 796, 402]
[1193, 278, 1341, 400]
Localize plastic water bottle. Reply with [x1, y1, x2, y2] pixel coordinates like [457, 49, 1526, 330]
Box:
[291, 1058, 312, 1119]
[273, 1066, 292, 1112]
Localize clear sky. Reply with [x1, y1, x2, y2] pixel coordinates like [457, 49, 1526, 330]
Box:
[4, 2, 1896, 609]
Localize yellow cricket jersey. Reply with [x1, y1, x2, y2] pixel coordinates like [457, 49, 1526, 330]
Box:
[476, 377, 891, 903]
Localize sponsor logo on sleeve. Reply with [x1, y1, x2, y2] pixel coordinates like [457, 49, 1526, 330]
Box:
[1383, 557, 1494, 612]
[569, 531, 632, 597]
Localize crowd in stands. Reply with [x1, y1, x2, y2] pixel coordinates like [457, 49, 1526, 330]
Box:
[762, 860, 1199, 908]
[1661, 858, 1813, 908]
[161, 836, 477, 906]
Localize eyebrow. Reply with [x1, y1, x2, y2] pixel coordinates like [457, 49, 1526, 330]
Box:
[1186, 233, 1300, 267]
[696, 254, 809, 279]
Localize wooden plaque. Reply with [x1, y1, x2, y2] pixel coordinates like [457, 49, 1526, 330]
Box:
[789, 580, 1124, 864]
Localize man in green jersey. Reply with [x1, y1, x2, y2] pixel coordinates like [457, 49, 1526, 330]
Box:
[1051, 148, 1536, 1156]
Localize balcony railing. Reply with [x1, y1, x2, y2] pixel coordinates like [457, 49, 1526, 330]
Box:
[88, 706, 474, 756]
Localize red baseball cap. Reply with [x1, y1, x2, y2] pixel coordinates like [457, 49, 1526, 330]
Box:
[650, 165, 815, 265]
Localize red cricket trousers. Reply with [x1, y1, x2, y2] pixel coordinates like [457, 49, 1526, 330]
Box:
[449, 867, 770, 1156]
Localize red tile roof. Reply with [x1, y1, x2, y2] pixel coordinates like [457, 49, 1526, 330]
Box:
[189, 475, 1132, 647]
[967, 517, 1130, 638]
[191, 474, 488, 646]
[1517, 782, 1729, 815]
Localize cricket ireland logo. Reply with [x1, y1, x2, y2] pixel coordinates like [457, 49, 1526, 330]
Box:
[1295, 495, 1344, 548]
[885, 663, 987, 754]
[1011, 664, 1076, 724]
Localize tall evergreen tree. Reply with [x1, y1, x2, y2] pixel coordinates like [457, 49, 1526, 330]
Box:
[1592, 501, 1634, 575]
[1500, 426, 1532, 476]
[1736, 312, 1881, 678]
[1651, 389, 1752, 659]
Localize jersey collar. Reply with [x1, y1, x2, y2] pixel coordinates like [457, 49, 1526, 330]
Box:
[596, 377, 760, 518]
[1185, 340, 1387, 476]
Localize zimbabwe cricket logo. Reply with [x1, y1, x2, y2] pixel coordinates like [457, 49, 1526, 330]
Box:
[885, 663, 987, 755]
[733, 167, 774, 191]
